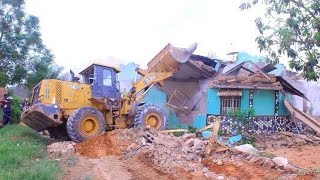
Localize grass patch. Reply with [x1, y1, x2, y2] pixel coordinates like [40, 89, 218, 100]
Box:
[0, 125, 61, 180]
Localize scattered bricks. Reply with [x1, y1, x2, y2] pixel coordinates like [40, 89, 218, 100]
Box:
[287, 142, 294, 147]
[143, 132, 155, 143]
[184, 138, 194, 147]
[262, 159, 275, 168]
[313, 135, 320, 141]
[216, 175, 225, 180]
[257, 157, 267, 165]
[294, 138, 306, 146]
[182, 133, 196, 139]
[278, 141, 288, 146]
[47, 141, 75, 154]
[186, 154, 196, 161]
[202, 167, 209, 173]
[141, 137, 147, 145]
[248, 156, 259, 163]
[126, 143, 138, 152]
[205, 172, 220, 179]
[246, 155, 253, 160]
[190, 171, 204, 178]
[283, 165, 298, 173]
[149, 128, 159, 136]
[216, 159, 223, 166]
[272, 157, 288, 167]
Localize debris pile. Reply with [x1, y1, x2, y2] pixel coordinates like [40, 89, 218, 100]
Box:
[124, 130, 208, 173]
[49, 128, 320, 179]
[255, 131, 320, 148]
[73, 128, 210, 173]
[47, 141, 76, 154]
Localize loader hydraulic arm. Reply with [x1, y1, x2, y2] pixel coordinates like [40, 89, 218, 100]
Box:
[130, 71, 173, 102]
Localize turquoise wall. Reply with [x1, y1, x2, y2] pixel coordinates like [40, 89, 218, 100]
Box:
[241, 89, 250, 112]
[208, 88, 279, 116]
[278, 91, 289, 116]
[142, 86, 185, 129]
[253, 90, 275, 115]
[207, 88, 220, 115]
[193, 114, 207, 129]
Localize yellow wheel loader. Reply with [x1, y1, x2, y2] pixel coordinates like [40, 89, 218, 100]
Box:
[21, 43, 197, 142]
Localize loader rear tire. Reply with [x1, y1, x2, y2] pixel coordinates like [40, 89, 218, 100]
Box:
[67, 107, 106, 142]
[134, 105, 168, 130]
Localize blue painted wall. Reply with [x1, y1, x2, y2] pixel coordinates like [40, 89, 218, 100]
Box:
[142, 86, 185, 129]
[207, 88, 220, 115]
[208, 88, 279, 116]
[253, 90, 275, 115]
[193, 114, 207, 129]
[241, 89, 250, 112]
[278, 91, 289, 116]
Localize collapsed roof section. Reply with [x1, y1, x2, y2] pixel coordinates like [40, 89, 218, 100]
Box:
[211, 61, 306, 99]
[146, 43, 217, 80]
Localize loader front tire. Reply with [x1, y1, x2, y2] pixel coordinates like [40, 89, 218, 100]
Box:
[67, 107, 106, 142]
[134, 105, 168, 130]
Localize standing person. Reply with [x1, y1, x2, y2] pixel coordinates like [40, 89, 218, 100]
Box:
[22, 98, 30, 111]
[1, 94, 12, 126]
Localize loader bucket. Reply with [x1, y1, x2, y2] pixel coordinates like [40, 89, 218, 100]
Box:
[147, 43, 213, 80]
[21, 103, 62, 132]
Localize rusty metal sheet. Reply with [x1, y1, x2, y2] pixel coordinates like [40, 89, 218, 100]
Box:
[218, 90, 242, 96]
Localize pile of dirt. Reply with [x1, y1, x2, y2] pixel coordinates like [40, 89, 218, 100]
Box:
[75, 132, 121, 158]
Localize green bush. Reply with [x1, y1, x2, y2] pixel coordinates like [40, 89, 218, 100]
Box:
[11, 96, 22, 124]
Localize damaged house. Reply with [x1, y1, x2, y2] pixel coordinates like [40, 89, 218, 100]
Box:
[207, 60, 320, 135]
[140, 46, 219, 129]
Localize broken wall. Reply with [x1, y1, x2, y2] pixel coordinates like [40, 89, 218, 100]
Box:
[118, 62, 211, 129]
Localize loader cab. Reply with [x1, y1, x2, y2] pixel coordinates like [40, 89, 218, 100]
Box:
[79, 64, 121, 99]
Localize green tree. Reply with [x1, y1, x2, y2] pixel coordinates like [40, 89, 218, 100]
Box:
[240, 0, 320, 81]
[26, 58, 63, 89]
[0, 0, 61, 87]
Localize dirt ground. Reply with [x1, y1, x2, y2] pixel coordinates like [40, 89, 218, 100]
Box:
[203, 159, 281, 180]
[60, 154, 207, 180]
[266, 145, 320, 170]
[48, 129, 320, 180]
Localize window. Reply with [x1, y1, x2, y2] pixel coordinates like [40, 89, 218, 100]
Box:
[103, 69, 112, 86]
[221, 96, 241, 115]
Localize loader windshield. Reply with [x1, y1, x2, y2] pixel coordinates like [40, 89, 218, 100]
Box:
[103, 69, 112, 86]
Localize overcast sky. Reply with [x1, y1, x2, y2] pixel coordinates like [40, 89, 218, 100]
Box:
[25, 0, 265, 71]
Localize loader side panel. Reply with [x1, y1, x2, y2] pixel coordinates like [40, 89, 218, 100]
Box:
[32, 79, 94, 115]
[59, 81, 92, 110]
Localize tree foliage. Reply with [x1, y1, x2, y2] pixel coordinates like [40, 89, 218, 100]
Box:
[240, 0, 320, 81]
[0, 0, 61, 87]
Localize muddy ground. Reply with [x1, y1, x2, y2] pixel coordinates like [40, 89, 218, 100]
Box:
[47, 129, 320, 180]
